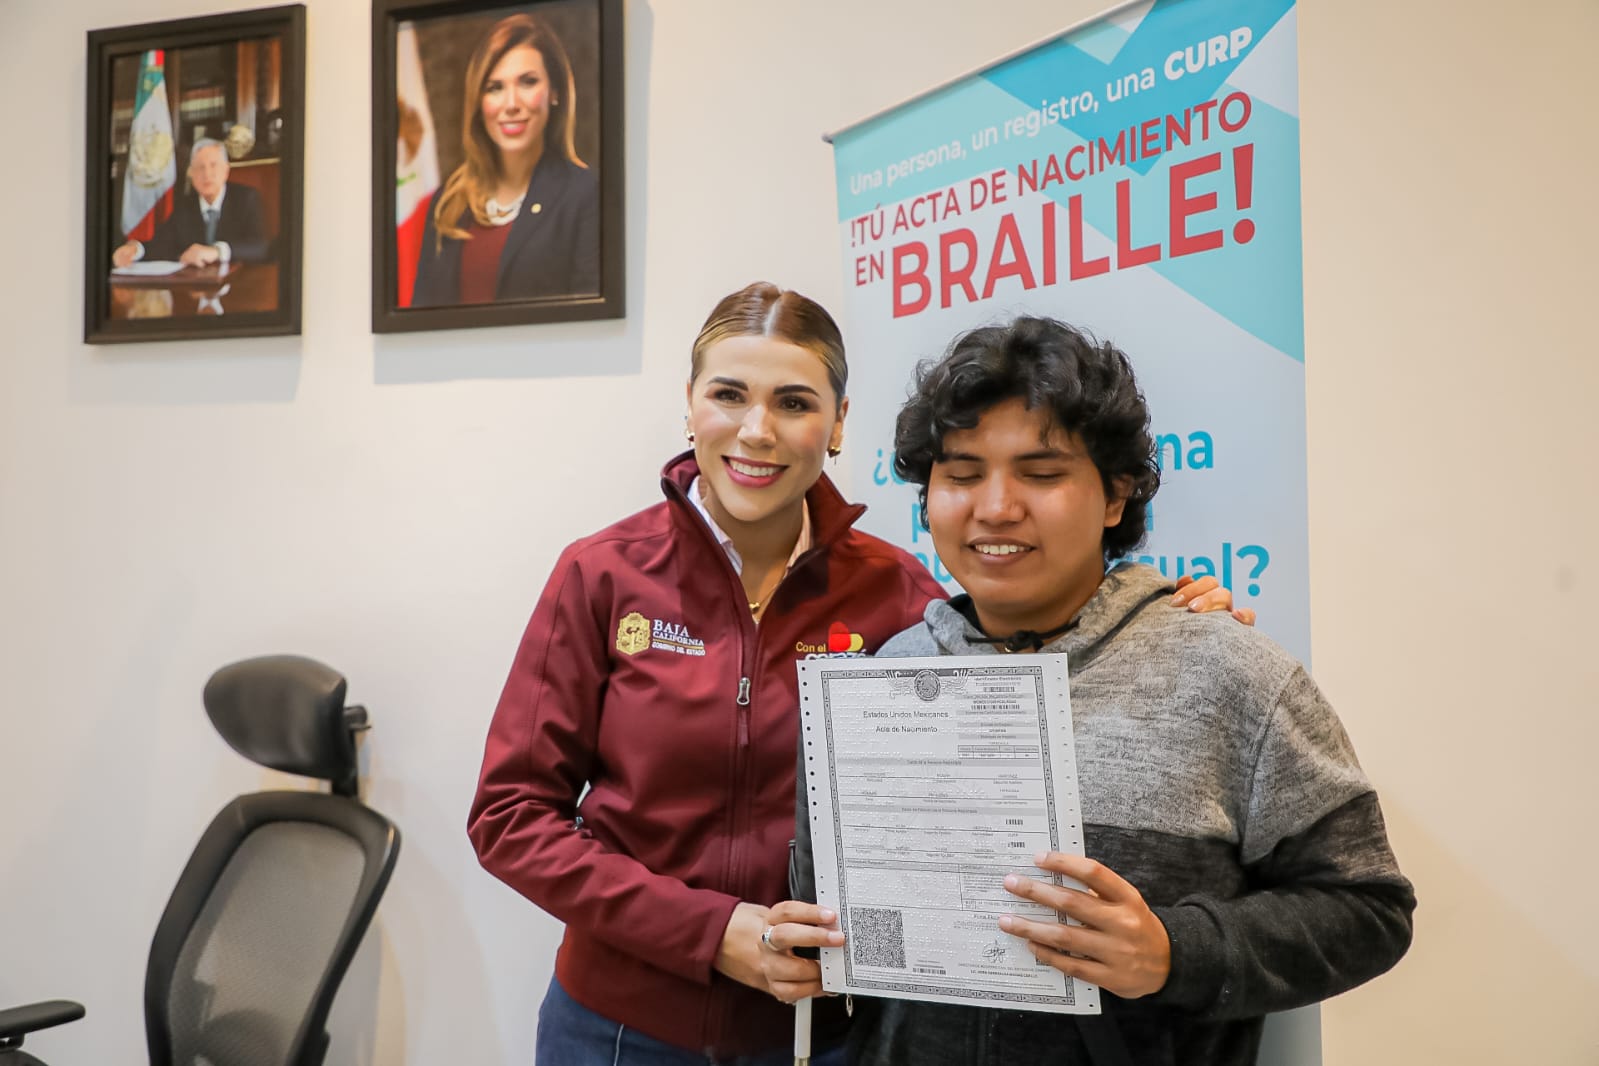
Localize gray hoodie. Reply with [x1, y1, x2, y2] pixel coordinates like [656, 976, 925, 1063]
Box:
[793, 563, 1413, 1066]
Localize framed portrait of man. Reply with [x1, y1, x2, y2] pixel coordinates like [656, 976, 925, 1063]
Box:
[371, 0, 624, 333]
[84, 5, 306, 344]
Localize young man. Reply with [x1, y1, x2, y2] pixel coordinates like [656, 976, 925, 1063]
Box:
[773, 317, 1414, 1065]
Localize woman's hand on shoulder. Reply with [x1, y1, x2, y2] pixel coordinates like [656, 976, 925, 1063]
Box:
[1170, 575, 1256, 626]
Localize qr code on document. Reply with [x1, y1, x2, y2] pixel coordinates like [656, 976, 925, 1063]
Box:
[850, 907, 907, 969]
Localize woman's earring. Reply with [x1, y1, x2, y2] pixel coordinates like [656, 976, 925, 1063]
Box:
[827, 444, 842, 464]
[684, 426, 695, 443]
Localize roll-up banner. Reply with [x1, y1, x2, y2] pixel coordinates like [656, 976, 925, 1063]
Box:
[831, 0, 1311, 669]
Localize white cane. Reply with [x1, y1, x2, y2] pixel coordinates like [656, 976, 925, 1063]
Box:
[793, 996, 812, 1066]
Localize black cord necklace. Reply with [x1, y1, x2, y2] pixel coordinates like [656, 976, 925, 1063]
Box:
[969, 617, 1079, 653]
[950, 595, 1079, 653]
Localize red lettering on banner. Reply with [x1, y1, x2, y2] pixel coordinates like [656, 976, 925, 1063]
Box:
[1097, 131, 1126, 169]
[1231, 143, 1255, 244]
[981, 214, 1036, 299]
[1166, 110, 1193, 150]
[1116, 179, 1161, 268]
[1016, 153, 1067, 196]
[1066, 146, 1087, 181]
[1139, 118, 1161, 158]
[855, 252, 885, 286]
[940, 229, 979, 308]
[892, 188, 964, 235]
[1218, 92, 1251, 133]
[892, 243, 930, 318]
[877, 124, 1257, 319]
[1041, 199, 1058, 286]
[1170, 152, 1224, 258]
[1068, 194, 1109, 280]
[1007, 95, 1255, 197]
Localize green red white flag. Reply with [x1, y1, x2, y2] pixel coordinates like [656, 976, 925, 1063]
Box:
[121, 49, 177, 242]
[395, 22, 440, 307]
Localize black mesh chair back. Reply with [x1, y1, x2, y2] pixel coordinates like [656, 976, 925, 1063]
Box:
[140, 655, 400, 1066]
[145, 796, 394, 1066]
[0, 655, 399, 1066]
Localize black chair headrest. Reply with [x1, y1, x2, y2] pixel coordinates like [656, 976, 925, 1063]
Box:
[203, 655, 362, 791]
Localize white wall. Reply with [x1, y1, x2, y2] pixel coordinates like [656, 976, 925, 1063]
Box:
[0, 1, 1593, 1064]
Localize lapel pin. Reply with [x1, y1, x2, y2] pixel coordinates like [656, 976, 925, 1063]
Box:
[530, 202, 543, 214]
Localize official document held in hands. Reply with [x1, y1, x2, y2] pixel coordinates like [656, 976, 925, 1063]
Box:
[797, 654, 1099, 1015]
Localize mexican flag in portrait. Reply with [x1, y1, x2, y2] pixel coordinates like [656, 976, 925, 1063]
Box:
[121, 49, 176, 242]
[395, 21, 440, 308]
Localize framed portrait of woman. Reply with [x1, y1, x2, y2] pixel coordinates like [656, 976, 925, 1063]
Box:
[84, 5, 306, 344]
[371, 0, 624, 333]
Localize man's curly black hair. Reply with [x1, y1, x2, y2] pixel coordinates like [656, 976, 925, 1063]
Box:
[892, 316, 1160, 564]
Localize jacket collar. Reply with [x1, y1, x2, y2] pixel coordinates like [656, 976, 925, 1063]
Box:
[495, 152, 572, 289]
[659, 450, 866, 556]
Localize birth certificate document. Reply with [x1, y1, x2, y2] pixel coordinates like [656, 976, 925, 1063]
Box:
[797, 654, 1099, 1014]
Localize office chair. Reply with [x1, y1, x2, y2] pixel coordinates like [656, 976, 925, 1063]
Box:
[0, 655, 401, 1066]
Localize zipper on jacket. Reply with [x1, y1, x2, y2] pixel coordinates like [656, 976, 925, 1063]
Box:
[735, 676, 751, 747]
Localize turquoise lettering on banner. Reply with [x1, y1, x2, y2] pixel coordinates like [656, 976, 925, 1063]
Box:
[835, 79, 1017, 220]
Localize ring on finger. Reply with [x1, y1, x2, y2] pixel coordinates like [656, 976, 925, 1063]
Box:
[760, 924, 777, 951]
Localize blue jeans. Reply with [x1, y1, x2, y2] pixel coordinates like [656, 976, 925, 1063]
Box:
[535, 977, 846, 1066]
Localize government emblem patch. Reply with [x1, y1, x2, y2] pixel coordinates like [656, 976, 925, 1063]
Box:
[616, 612, 650, 656]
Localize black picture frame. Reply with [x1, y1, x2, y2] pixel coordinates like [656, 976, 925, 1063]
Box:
[84, 4, 306, 344]
[371, 0, 624, 333]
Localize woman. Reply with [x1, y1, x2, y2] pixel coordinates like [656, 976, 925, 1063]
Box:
[467, 283, 1239, 1065]
[412, 13, 598, 307]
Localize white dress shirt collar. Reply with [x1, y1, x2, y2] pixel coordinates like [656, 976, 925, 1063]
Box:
[687, 476, 811, 576]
